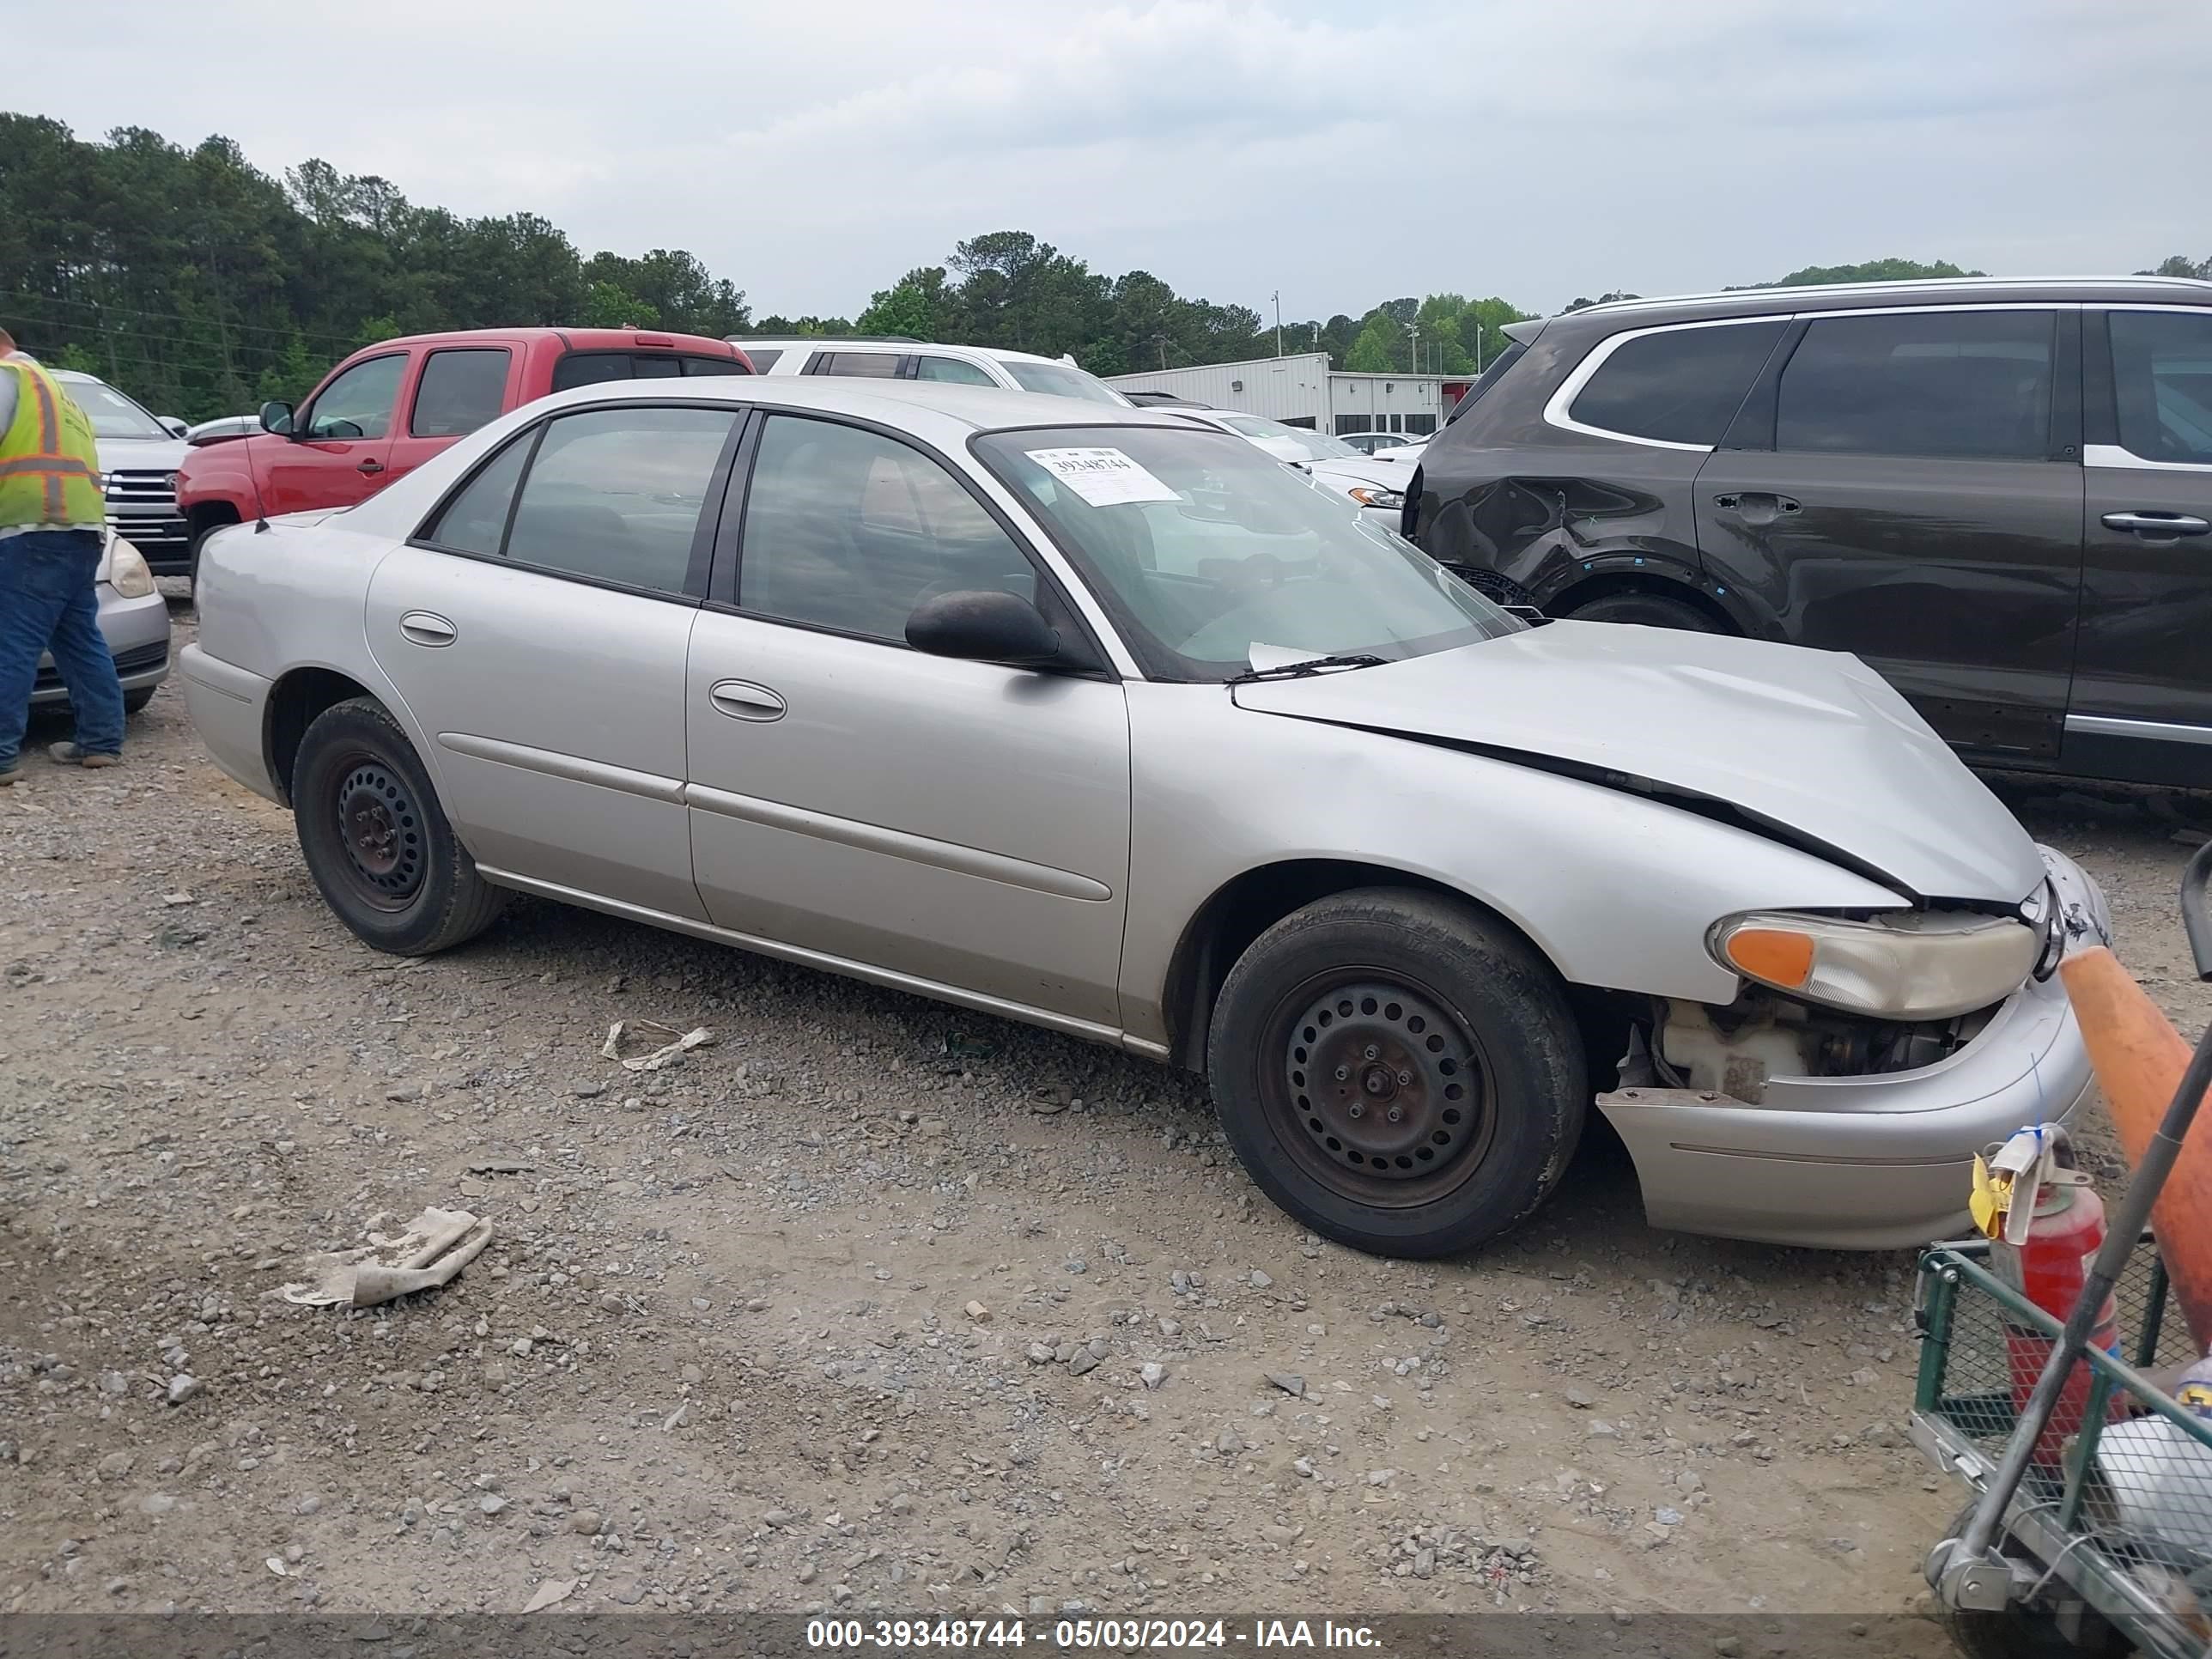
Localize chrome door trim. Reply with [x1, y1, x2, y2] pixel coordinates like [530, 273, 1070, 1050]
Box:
[2064, 714, 2212, 746]
[684, 781, 1115, 901]
[2083, 441, 2212, 476]
[471, 863, 1155, 1051]
[435, 731, 685, 801]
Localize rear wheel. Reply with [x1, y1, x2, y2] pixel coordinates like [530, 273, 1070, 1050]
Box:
[1565, 591, 1718, 631]
[292, 696, 507, 956]
[1933, 1505, 2130, 1659]
[1206, 889, 1585, 1258]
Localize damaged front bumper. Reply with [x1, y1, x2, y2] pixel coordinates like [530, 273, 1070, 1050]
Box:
[1596, 846, 2110, 1250]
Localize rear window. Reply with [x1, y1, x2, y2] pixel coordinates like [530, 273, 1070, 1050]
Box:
[549, 350, 746, 392]
[410, 348, 511, 439]
[736, 347, 782, 372]
[1567, 321, 1786, 447]
[1000, 360, 1125, 405]
[1444, 341, 1526, 423]
[682, 355, 746, 376]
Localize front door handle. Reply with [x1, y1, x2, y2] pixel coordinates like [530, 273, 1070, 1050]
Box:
[358, 459, 386, 476]
[708, 679, 787, 721]
[398, 611, 457, 647]
[2103, 510, 2211, 538]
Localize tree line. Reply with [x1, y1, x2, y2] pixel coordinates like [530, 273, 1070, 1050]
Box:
[3, 115, 2203, 423]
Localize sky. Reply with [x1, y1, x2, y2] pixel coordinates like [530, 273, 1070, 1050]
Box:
[27, 0, 2212, 323]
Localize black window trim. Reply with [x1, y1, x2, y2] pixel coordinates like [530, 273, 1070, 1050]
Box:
[405, 397, 749, 606]
[700, 404, 1120, 680]
[1761, 302, 2075, 466]
[405, 344, 515, 441]
[300, 349, 412, 441]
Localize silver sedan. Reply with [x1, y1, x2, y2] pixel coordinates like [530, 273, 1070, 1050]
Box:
[32, 532, 173, 714]
[179, 377, 2103, 1258]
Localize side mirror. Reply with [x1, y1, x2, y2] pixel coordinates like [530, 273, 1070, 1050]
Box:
[905, 590, 1063, 667]
[159, 416, 188, 439]
[258, 401, 295, 437]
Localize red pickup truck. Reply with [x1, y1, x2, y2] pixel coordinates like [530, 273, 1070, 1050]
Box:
[176, 327, 752, 580]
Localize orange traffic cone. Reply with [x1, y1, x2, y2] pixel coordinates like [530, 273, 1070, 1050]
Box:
[2059, 945, 2212, 1350]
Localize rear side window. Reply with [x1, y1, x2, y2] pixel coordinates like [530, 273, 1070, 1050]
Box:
[1776, 309, 2055, 460]
[1566, 323, 1784, 447]
[409, 348, 511, 439]
[2108, 309, 2212, 465]
[915, 355, 998, 386]
[808, 351, 903, 379]
[502, 407, 737, 592]
[423, 430, 533, 555]
[735, 347, 782, 372]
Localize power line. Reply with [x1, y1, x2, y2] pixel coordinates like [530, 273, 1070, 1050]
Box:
[15, 292, 366, 349]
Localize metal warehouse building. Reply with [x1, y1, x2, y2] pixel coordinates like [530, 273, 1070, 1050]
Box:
[1103, 351, 1472, 436]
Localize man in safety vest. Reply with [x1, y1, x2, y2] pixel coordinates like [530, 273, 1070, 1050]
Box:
[0, 327, 125, 784]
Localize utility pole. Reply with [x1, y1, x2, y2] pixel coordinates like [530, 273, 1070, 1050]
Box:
[1404, 319, 1420, 376]
[1272, 291, 1282, 358]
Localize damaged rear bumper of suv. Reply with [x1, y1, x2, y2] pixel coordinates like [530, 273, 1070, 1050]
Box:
[1596, 847, 2109, 1250]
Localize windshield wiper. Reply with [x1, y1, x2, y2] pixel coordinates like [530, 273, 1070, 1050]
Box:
[1224, 653, 1389, 686]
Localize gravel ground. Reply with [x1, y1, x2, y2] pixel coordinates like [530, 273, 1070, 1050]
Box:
[3, 595, 2208, 1633]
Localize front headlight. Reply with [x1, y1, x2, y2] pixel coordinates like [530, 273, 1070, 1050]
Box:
[1709, 908, 2039, 1020]
[1347, 485, 1406, 509]
[106, 538, 156, 599]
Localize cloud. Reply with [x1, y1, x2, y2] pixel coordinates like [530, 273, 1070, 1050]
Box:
[19, 0, 2212, 320]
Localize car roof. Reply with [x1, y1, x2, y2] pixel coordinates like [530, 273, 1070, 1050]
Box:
[1528, 275, 2212, 338]
[730, 337, 1081, 368]
[340, 327, 739, 353]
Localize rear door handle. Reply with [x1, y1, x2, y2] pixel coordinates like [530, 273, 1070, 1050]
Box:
[708, 679, 787, 721]
[2103, 510, 2210, 538]
[398, 611, 457, 647]
[1712, 492, 1801, 522]
[358, 459, 386, 476]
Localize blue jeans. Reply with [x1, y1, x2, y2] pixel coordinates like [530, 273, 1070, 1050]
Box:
[0, 528, 125, 770]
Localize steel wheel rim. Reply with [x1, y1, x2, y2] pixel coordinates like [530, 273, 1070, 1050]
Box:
[331, 754, 425, 911]
[1260, 970, 1497, 1208]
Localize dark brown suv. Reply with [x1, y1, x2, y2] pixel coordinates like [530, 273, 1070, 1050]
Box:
[1405, 276, 2212, 787]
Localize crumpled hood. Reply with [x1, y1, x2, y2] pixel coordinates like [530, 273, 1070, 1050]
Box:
[1231, 620, 2045, 903]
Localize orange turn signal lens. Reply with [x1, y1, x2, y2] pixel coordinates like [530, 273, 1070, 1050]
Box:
[1721, 927, 1816, 989]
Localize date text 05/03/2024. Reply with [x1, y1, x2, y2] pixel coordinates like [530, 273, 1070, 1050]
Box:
[803, 1619, 1382, 1650]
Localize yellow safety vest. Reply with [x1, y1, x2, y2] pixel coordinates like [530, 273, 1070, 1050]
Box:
[0, 360, 106, 528]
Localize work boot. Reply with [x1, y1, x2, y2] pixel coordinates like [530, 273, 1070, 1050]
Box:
[47, 742, 119, 769]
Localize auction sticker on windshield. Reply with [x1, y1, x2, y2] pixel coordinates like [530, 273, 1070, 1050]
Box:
[1025, 447, 1180, 507]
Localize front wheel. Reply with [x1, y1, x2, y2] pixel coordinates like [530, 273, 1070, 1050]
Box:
[292, 696, 507, 955]
[1206, 889, 1586, 1258]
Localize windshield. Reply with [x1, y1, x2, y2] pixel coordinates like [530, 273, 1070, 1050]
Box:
[1215, 413, 1361, 463]
[974, 425, 1522, 683]
[1000, 360, 1128, 405]
[60, 378, 167, 441]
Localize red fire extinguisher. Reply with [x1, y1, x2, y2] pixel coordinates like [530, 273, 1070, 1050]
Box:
[1981, 1127, 2120, 1465]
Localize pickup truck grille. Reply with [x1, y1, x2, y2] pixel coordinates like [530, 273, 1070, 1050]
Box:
[103, 469, 191, 567]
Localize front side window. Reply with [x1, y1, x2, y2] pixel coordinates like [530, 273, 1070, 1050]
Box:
[738, 416, 1036, 643]
[306, 354, 407, 440]
[1776, 309, 2056, 460]
[409, 348, 511, 439]
[1566, 322, 1785, 447]
[2109, 309, 2212, 465]
[58, 379, 167, 441]
[975, 425, 1521, 682]
[999, 360, 1127, 405]
[915, 355, 999, 387]
[810, 351, 902, 380]
[501, 406, 736, 592]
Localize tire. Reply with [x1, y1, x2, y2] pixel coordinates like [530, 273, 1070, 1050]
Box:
[1206, 888, 1586, 1258]
[1933, 1505, 2130, 1659]
[123, 688, 155, 714]
[1565, 591, 1718, 632]
[291, 696, 507, 956]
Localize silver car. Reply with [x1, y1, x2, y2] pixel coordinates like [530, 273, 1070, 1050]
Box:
[32, 531, 172, 714]
[178, 377, 2106, 1258]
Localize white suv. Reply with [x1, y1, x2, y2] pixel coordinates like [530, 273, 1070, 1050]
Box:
[727, 338, 1130, 405]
